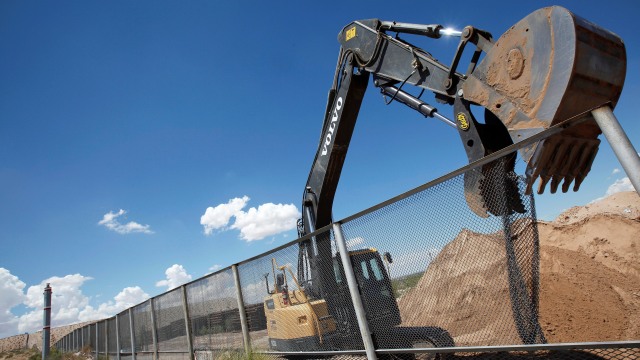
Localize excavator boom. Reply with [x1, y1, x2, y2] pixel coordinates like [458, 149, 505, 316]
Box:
[303, 6, 625, 229]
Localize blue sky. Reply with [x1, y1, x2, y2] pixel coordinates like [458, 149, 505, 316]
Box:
[0, 0, 638, 338]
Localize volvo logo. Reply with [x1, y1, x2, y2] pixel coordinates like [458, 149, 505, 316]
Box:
[321, 97, 343, 156]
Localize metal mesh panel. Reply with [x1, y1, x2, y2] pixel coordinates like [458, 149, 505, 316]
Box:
[154, 288, 188, 352]
[83, 326, 90, 349]
[158, 353, 192, 360]
[238, 229, 366, 353]
[339, 154, 543, 349]
[186, 268, 241, 352]
[89, 323, 96, 350]
[118, 311, 132, 354]
[237, 254, 277, 351]
[238, 244, 299, 351]
[108, 317, 117, 354]
[97, 321, 106, 354]
[133, 301, 155, 353]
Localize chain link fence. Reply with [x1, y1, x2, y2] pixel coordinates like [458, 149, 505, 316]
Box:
[54, 126, 639, 359]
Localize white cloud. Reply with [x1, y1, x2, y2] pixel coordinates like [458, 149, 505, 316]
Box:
[78, 287, 149, 321]
[231, 203, 300, 241]
[0, 268, 26, 337]
[208, 264, 222, 273]
[612, 168, 621, 175]
[606, 177, 633, 196]
[0, 269, 150, 338]
[98, 209, 153, 234]
[241, 279, 269, 305]
[156, 264, 192, 290]
[186, 271, 236, 304]
[19, 274, 93, 333]
[346, 237, 365, 249]
[386, 248, 441, 278]
[200, 196, 250, 235]
[591, 176, 635, 204]
[200, 197, 300, 241]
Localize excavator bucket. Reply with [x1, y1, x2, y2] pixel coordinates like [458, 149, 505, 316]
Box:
[463, 6, 626, 197]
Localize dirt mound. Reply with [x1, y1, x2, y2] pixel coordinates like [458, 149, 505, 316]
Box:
[538, 192, 640, 279]
[397, 219, 540, 346]
[539, 245, 639, 342]
[398, 191, 640, 345]
[553, 191, 640, 225]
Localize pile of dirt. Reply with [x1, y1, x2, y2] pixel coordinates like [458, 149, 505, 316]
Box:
[537, 191, 640, 343]
[397, 218, 541, 346]
[398, 191, 640, 345]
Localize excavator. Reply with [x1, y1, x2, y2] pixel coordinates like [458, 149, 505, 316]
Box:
[263, 6, 626, 357]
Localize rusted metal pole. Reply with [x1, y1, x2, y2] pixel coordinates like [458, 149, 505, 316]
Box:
[42, 284, 52, 360]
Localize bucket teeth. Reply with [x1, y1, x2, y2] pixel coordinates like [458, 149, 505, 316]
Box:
[525, 134, 600, 195]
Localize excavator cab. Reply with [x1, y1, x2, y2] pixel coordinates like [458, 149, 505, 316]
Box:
[348, 249, 401, 331]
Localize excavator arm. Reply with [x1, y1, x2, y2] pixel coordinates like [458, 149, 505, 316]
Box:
[298, 7, 626, 298]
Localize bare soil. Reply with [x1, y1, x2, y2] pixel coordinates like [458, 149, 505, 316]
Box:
[398, 191, 640, 345]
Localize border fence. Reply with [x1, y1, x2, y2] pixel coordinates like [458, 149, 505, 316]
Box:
[55, 112, 640, 359]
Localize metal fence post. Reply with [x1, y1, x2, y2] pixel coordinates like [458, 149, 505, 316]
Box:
[42, 283, 51, 360]
[95, 322, 99, 360]
[105, 320, 109, 359]
[181, 285, 195, 360]
[232, 264, 251, 355]
[149, 299, 159, 360]
[115, 315, 121, 360]
[592, 106, 640, 194]
[333, 222, 378, 360]
[129, 308, 136, 360]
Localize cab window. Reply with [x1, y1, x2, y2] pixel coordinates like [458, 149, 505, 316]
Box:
[360, 261, 370, 279]
[333, 259, 343, 284]
[369, 259, 384, 281]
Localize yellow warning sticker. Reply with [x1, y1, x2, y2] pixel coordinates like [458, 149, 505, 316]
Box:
[345, 26, 356, 41]
[457, 112, 469, 131]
